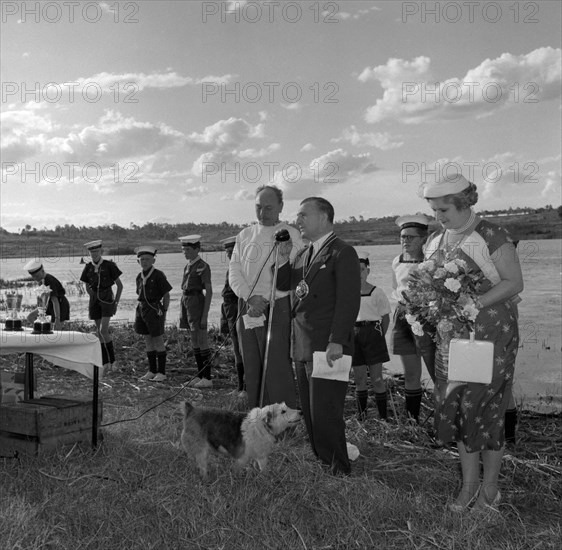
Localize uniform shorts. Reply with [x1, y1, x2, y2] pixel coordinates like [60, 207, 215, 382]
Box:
[88, 295, 116, 320]
[134, 302, 165, 337]
[180, 292, 205, 331]
[390, 303, 434, 356]
[352, 322, 390, 366]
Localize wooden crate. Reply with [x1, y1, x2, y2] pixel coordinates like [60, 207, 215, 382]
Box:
[0, 395, 102, 456]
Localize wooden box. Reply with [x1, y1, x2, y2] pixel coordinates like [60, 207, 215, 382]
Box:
[0, 396, 102, 456]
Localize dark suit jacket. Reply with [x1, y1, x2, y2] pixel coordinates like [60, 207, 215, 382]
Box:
[277, 235, 361, 362]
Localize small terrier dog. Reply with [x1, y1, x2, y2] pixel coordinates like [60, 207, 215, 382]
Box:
[180, 401, 302, 479]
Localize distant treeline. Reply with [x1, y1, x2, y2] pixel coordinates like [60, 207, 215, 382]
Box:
[1, 205, 560, 258]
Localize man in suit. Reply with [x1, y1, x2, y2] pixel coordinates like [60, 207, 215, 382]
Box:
[277, 197, 361, 475]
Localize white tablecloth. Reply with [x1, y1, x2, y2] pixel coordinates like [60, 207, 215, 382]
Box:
[0, 329, 103, 379]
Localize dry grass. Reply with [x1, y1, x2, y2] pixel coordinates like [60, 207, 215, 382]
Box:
[1, 325, 560, 550]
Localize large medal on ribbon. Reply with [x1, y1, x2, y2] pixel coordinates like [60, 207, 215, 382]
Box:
[295, 279, 309, 300]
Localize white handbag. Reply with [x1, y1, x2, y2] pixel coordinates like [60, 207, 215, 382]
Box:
[447, 332, 494, 384]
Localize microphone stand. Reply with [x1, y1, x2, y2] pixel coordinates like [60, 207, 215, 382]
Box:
[259, 241, 281, 407]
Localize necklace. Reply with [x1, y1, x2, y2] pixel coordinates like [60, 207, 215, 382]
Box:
[447, 209, 476, 235]
[295, 233, 337, 300]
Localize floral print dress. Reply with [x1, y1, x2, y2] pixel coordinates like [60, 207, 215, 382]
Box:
[426, 220, 519, 451]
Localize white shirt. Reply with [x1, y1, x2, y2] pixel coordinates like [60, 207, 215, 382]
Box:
[229, 222, 304, 301]
[356, 287, 391, 322]
[307, 231, 335, 265]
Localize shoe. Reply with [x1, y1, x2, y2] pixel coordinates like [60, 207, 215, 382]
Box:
[139, 372, 156, 381]
[472, 489, 502, 513]
[152, 373, 167, 382]
[237, 390, 247, 400]
[448, 487, 480, 513]
[110, 361, 119, 371]
[187, 377, 202, 386]
[194, 378, 213, 389]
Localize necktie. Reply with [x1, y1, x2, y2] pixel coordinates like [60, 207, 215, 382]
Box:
[305, 244, 314, 268]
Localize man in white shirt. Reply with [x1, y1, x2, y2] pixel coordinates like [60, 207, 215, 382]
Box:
[229, 185, 303, 408]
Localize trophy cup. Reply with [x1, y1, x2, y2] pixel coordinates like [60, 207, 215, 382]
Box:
[32, 284, 53, 334]
[4, 292, 23, 331]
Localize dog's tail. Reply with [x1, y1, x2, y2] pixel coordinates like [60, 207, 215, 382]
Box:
[182, 401, 194, 418]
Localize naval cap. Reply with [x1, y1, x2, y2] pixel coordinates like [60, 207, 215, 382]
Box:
[220, 236, 236, 249]
[24, 259, 43, 274]
[84, 240, 103, 251]
[395, 213, 430, 230]
[179, 234, 201, 247]
[135, 245, 157, 257]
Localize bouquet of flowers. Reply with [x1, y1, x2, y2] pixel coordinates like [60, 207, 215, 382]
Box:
[402, 253, 485, 338]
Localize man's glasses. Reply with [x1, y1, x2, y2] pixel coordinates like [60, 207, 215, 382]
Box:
[400, 235, 422, 242]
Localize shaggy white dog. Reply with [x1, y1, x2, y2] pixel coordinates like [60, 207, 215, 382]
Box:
[180, 401, 302, 479]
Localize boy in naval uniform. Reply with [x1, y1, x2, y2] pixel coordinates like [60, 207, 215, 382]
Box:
[135, 246, 172, 382]
[80, 240, 123, 371]
[24, 259, 70, 330]
[219, 236, 245, 396]
[179, 235, 214, 388]
[390, 214, 436, 422]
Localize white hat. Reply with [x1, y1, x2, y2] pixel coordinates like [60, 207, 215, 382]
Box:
[220, 236, 236, 249]
[395, 213, 430, 230]
[179, 235, 201, 247]
[357, 251, 370, 262]
[135, 245, 157, 257]
[24, 259, 43, 274]
[422, 174, 471, 198]
[84, 240, 103, 250]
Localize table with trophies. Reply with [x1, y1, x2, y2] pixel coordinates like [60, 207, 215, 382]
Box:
[1, 286, 104, 449]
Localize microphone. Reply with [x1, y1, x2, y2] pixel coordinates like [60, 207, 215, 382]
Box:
[274, 229, 290, 242]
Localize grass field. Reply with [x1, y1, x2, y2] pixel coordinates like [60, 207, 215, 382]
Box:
[1, 326, 560, 550]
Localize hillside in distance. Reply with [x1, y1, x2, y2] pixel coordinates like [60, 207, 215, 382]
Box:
[1, 206, 560, 259]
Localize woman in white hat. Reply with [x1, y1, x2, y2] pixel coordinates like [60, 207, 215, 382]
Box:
[422, 174, 523, 513]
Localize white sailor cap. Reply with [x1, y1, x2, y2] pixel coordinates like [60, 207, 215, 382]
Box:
[357, 251, 370, 262]
[84, 240, 103, 251]
[179, 234, 201, 247]
[395, 213, 430, 230]
[24, 259, 43, 274]
[422, 173, 471, 198]
[220, 236, 236, 249]
[135, 245, 157, 257]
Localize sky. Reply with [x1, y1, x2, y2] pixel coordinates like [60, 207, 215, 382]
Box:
[1, 0, 561, 233]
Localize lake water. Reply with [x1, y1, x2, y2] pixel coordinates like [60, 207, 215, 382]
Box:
[1, 240, 560, 411]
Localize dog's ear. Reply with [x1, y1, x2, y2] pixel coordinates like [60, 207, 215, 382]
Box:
[265, 410, 273, 429]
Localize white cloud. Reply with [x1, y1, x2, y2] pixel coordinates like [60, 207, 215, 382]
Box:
[361, 47, 562, 124]
[50, 110, 184, 164]
[277, 148, 377, 200]
[301, 143, 315, 152]
[183, 186, 209, 198]
[187, 117, 268, 177]
[332, 125, 403, 150]
[71, 71, 236, 94]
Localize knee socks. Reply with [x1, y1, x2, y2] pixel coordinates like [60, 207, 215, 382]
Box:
[356, 389, 368, 420]
[405, 388, 423, 422]
[505, 407, 518, 444]
[374, 391, 388, 420]
[101, 341, 115, 365]
[236, 361, 245, 391]
[157, 351, 167, 375]
[146, 350, 157, 374]
[200, 349, 212, 380]
[193, 348, 202, 377]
